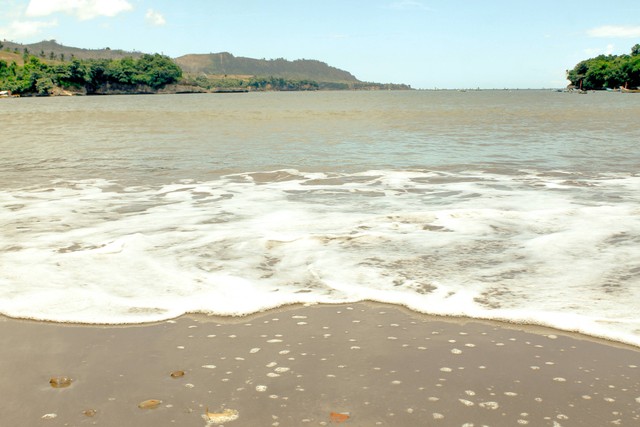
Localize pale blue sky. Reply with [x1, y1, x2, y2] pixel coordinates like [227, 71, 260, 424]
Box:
[1, 0, 640, 88]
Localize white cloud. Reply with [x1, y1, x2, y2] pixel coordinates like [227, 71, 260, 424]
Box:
[145, 9, 166, 26]
[587, 25, 640, 38]
[25, 0, 133, 20]
[0, 19, 58, 40]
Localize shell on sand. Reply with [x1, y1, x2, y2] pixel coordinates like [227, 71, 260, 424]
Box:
[203, 408, 239, 423]
[49, 376, 72, 388]
[330, 412, 351, 423]
[82, 409, 97, 417]
[170, 370, 185, 378]
[137, 399, 162, 409]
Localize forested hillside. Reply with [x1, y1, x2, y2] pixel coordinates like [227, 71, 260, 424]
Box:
[0, 40, 411, 94]
[0, 52, 181, 95]
[567, 44, 640, 90]
[176, 52, 359, 82]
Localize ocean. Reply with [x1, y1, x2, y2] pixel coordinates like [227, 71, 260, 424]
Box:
[1, 90, 639, 346]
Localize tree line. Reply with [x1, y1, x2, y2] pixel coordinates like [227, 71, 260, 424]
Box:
[567, 44, 640, 90]
[0, 53, 182, 95]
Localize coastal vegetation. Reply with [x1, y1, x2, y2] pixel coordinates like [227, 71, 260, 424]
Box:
[0, 53, 182, 95]
[0, 40, 411, 95]
[567, 44, 640, 90]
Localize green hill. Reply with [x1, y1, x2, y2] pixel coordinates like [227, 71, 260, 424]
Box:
[175, 52, 359, 82]
[2, 40, 142, 61]
[566, 43, 640, 90]
[1, 40, 411, 92]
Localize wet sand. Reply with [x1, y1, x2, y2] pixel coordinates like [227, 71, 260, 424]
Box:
[1, 302, 639, 426]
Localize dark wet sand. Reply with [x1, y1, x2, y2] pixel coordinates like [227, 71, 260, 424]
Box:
[1, 302, 639, 427]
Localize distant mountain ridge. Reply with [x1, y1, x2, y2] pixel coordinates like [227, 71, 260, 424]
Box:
[2, 40, 357, 82]
[1, 40, 411, 90]
[2, 40, 143, 61]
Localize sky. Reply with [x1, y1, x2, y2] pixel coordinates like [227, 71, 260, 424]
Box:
[1, 0, 640, 89]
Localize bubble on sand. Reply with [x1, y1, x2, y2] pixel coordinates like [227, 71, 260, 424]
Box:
[553, 377, 566, 382]
[451, 348, 463, 354]
[465, 390, 476, 396]
[267, 339, 283, 343]
[432, 413, 444, 419]
[250, 348, 261, 354]
[41, 413, 57, 419]
[202, 365, 217, 369]
[274, 367, 290, 373]
[256, 385, 267, 392]
[440, 367, 452, 372]
[267, 373, 280, 378]
[504, 392, 518, 397]
[459, 399, 474, 407]
[479, 401, 499, 410]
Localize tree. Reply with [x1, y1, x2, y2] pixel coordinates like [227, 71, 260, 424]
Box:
[133, 54, 182, 88]
[36, 76, 54, 95]
[567, 45, 640, 89]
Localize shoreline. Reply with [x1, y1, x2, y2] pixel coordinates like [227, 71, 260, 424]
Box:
[3, 299, 639, 351]
[2, 301, 639, 426]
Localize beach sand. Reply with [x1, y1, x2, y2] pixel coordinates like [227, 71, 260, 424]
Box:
[1, 302, 639, 426]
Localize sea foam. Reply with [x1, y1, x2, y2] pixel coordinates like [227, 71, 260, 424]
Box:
[1, 169, 640, 346]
